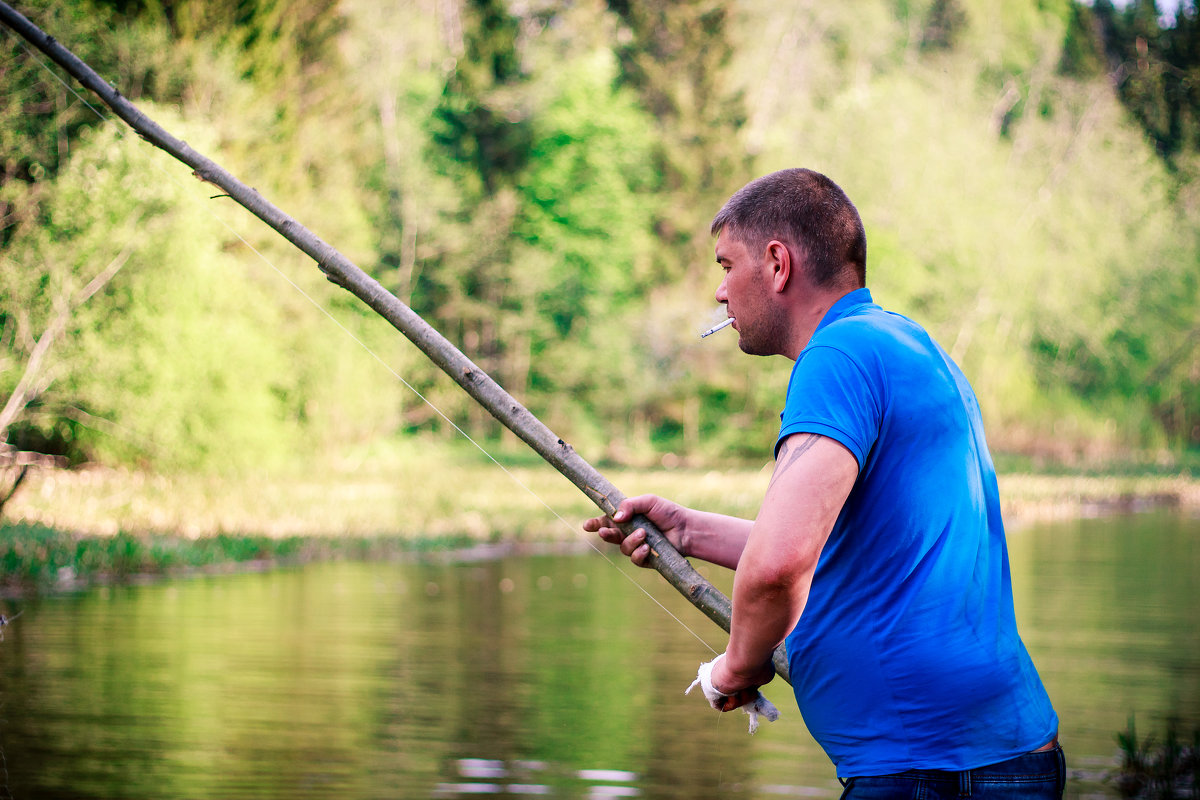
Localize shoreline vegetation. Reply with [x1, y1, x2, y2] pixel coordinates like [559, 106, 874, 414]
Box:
[1114, 718, 1200, 800]
[1, 445, 1198, 595]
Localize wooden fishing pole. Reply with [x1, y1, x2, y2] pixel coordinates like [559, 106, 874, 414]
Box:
[0, 1, 790, 683]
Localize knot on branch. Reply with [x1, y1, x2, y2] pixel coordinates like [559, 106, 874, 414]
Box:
[317, 260, 347, 289]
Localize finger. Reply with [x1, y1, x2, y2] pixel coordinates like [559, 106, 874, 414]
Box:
[622, 529, 658, 567]
[596, 525, 625, 545]
[629, 542, 653, 567]
[612, 494, 665, 524]
[618, 528, 646, 558]
[581, 515, 614, 533]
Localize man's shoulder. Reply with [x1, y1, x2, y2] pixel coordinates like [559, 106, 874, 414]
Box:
[810, 304, 922, 353]
[804, 307, 951, 398]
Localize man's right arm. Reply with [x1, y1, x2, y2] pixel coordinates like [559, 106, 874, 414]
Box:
[680, 508, 753, 569]
[583, 495, 752, 570]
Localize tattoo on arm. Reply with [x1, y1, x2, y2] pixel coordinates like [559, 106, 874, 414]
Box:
[768, 434, 821, 491]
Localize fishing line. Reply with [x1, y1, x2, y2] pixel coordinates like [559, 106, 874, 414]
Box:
[4, 28, 722, 656]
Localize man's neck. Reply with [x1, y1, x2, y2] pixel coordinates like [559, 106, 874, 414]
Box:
[783, 286, 859, 360]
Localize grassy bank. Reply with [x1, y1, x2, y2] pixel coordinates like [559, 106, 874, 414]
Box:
[0, 522, 487, 592]
[2, 439, 1198, 591]
[1, 441, 778, 540]
[1112, 717, 1200, 799]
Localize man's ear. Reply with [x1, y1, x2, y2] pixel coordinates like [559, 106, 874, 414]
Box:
[765, 240, 791, 293]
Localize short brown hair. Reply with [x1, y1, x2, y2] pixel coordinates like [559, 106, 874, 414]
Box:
[710, 169, 867, 288]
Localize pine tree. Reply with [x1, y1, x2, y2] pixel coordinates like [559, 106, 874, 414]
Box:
[605, 0, 751, 264]
[431, 0, 533, 194]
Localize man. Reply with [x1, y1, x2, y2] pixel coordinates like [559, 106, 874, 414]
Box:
[584, 169, 1061, 799]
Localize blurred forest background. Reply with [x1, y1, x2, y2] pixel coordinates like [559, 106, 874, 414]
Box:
[2, 0, 1200, 480]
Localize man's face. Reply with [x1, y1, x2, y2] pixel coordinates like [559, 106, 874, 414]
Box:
[714, 232, 785, 357]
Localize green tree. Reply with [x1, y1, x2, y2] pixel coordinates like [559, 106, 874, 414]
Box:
[1088, 0, 1200, 164]
[0, 1, 169, 247]
[3, 1, 401, 471]
[431, 0, 534, 193]
[606, 0, 751, 262]
[1, 115, 302, 471]
[509, 47, 663, 451]
[410, 0, 535, 436]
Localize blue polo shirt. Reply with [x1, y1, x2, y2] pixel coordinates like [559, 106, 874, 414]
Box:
[777, 288, 1057, 778]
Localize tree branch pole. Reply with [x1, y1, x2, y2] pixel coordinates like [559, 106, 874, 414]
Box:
[0, 2, 790, 683]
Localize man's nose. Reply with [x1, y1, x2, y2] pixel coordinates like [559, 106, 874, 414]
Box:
[715, 277, 728, 304]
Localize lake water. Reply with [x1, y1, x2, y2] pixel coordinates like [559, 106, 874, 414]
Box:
[0, 512, 1196, 799]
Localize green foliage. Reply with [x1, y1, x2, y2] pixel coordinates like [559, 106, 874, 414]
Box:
[606, 0, 752, 259]
[1090, 0, 1200, 163]
[432, 0, 534, 192]
[4, 0, 1200, 480]
[410, 2, 671, 450]
[3, 0, 401, 475]
[2, 115, 302, 470]
[0, 2, 123, 202]
[0, 520, 479, 588]
[727, 0, 1200, 456]
[511, 51, 661, 430]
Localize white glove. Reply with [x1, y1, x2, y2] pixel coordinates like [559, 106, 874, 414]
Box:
[685, 654, 780, 734]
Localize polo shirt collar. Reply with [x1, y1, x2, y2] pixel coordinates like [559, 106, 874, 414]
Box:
[813, 287, 875, 337]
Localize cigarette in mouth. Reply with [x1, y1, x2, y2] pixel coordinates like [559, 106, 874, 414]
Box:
[700, 317, 735, 338]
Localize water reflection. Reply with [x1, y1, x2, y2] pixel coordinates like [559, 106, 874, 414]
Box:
[1011, 511, 1200, 790]
[431, 760, 642, 796]
[0, 512, 1195, 799]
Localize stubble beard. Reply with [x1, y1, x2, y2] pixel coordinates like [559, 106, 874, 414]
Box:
[736, 306, 787, 357]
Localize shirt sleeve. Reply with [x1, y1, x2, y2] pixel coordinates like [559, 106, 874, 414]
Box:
[776, 344, 883, 469]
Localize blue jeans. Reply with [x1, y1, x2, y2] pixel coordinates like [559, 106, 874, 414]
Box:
[838, 745, 1066, 800]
